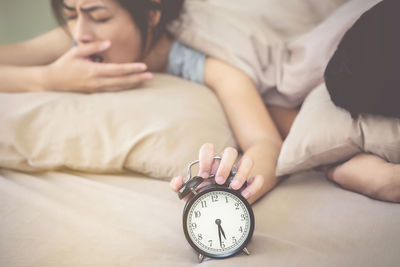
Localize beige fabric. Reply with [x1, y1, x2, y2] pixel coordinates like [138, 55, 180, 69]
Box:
[1, 169, 399, 266]
[279, 0, 381, 107]
[169, 0, 378, 108]
[0, 74, 235, 179]
[361, 114, 400, 163]
[276, 83, 400, 176]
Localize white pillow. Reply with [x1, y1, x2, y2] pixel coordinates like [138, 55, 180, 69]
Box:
[276, 83, 400, 176]
[0, 74, 236, 179]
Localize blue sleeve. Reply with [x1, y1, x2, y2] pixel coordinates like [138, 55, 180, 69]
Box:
[167, 41, 206, 84]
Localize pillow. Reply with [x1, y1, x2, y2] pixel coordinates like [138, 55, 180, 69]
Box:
[0, 74, 236, 179]
[360, 114, 400, 164]
[276, 83, 400, 176]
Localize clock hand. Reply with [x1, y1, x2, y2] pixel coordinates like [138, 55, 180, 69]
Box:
[218, 225, 222, 247]
[219, 224, 226, 240]
[215, 218, 227, 240]
[216, 219, 223, 247]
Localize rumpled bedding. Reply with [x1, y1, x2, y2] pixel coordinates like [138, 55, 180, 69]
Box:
[1, 169, 399, 266]
[169, 0, 381, 107]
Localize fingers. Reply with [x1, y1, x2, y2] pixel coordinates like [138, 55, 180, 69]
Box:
[170, 176, 184, 192]
[96, 62, 148, 76]
[73, 40, 111, 57]
[170, 176, 212, 194]
[198, 143, 215, 178]
[231, 155, 254, 190]
[215, 147, 238, 184]
[241, 175, 264, 201]
[171, 173, 264, 202]
[67, 41, 155, 92]
[172, 144, 265, 203]
[170, 176, 191, 202]
[96, 72, 153, 91]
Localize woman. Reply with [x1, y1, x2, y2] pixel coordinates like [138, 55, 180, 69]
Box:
[0, 0, 397, 203]
[0, 0, 290, 204]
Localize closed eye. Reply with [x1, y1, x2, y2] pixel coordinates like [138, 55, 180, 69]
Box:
[63, 9, 77, 20]
[89, 10, 112, 23]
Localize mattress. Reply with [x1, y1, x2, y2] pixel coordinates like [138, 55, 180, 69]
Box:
[1, 169, 399, 266]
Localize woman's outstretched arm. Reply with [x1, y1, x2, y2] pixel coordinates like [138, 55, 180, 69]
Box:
[171, 57, 284, 204]
[0, 27, 72, 66]
[0, 28, 69, 92]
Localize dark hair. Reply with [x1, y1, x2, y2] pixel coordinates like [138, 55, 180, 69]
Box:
[324, 0, 400, 118]
[51, 0, 184, 50]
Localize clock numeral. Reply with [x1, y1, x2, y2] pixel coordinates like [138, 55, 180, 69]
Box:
[232, 236, 237, 244]
[211, 195, 219, 202]
[225, 196, 229, 203]
[197, 233, 203, 240]
[241, 213, 246, 221]
[191, 223, 197, 229]
[238, 226, 243, 233]
[195, 211, 201, 218]
[235, 202, 240, 210]
[208, 240, 213, 247]
[220, 241, 226, 248]
[201, 200, 207, 208]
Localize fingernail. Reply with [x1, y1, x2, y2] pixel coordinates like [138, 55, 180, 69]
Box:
[216, 176, 224, 184]
[231, 179, 240, 189]
[143, 72, 153, 80]
[171, 177, 177, 186]
[138, 64, 147, 71]
[242, 190, 251, 199]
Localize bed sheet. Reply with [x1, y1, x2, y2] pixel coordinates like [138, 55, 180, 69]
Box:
[1, 169, 399, 266]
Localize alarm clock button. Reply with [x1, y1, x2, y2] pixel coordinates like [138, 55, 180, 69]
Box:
[178, 176, 204, 199]
[222, 171, 235, 187]
[222, 171, 247, 191]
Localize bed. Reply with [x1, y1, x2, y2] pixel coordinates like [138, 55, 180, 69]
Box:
[1, 0, 399, 266]
[1, 168, 399, 266]
[1, 72, 399, 266]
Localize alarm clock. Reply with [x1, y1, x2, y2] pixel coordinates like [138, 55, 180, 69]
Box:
[178, 157, 255, 262]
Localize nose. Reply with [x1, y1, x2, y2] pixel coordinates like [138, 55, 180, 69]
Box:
[73, 17, 95, 45]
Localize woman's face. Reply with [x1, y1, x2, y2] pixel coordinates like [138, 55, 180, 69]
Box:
[63, 0, 143, 63]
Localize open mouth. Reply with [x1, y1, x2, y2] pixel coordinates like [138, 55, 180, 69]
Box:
[90, 55, 104, 63]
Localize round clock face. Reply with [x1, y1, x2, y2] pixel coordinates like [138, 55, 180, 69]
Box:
[183, 188, 254, 258]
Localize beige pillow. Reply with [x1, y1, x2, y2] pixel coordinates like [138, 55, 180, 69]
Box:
[360, 114, 400, 164]
[276, 83, 400, 176]
[0, 74, 235, 179]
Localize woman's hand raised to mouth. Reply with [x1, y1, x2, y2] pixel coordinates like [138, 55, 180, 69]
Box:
[43, 40, 153, 93]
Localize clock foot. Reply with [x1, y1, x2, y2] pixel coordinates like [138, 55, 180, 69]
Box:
[198, 254, 204, 263]
[243, 247, 250, 255]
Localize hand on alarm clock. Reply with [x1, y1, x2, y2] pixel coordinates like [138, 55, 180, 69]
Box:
[173, 146, 256, 261]
[170, 143, 264, 203]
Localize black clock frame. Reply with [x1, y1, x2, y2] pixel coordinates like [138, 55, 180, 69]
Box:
[182, 186, 255, 259]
